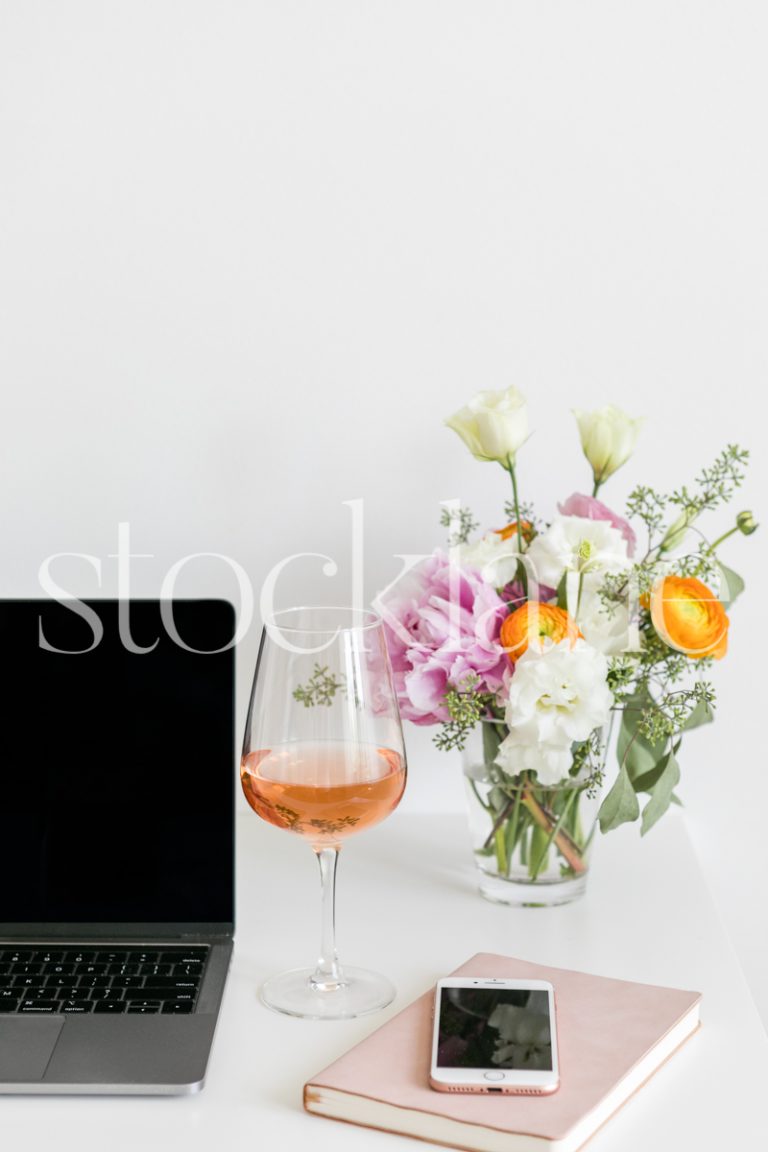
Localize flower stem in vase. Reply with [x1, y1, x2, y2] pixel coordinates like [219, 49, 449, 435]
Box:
[528, 786, 581, 880]
[521, 789, 587, 875]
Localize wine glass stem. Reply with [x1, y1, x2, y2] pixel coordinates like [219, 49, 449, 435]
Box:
[311, 846, 345, 992]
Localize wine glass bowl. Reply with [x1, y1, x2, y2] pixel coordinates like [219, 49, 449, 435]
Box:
[241, 606, 407, 1018]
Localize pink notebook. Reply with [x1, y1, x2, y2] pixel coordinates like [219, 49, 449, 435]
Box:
[304, 953, 701, 1152]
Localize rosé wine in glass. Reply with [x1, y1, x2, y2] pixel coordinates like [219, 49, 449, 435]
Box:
[241, 742, 406, 847]
[241, 606, 407, 1019]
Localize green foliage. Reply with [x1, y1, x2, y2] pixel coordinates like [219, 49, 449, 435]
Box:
[669, 445, 749, 519]
[606, 658, 635, 702]
[718, 562, 745, 608]
[626, 485, 667, 537]
[640, 750, 681, 836]
[433, 675, 498, 752]
[292, 664, 344, 708]
[570, 728, 606, 797]
[440, 505, 479, 546]
[503, 499, 539, 532]
[598, 765, 640, 832]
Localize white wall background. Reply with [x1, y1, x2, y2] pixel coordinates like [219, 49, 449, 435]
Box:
[1, 2, 766, 1018]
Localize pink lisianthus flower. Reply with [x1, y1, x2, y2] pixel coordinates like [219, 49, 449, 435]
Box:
[558, 492, 636, 557]
[376, 551, 509, 725]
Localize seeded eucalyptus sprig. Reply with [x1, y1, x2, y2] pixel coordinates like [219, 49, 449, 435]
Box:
[669, 444, 749, 518]
[292, 664, 345, 708]
[634, 681, 716, 746]
[440, 504, 479, 546]
[433, 675, 499, 752]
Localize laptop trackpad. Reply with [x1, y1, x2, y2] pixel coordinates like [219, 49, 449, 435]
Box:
[0, 1018, 64, 1081]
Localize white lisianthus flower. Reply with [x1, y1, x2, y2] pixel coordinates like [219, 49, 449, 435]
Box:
[494, 739, 576, 785]
[575, 586, 633, 657]
[495, 640, 612, 786]
[526, 515, 630, 591]
[445, 386, 530, 466]
[459, 531, 522, 587]
[573, 405, 643, 488]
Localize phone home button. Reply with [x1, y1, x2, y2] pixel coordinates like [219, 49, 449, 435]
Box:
[483, 1071, 506, 1082]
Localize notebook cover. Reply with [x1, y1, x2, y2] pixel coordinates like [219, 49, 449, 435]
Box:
[304, 952, 701, 1147]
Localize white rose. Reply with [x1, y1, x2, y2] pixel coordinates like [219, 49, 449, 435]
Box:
[445, 386, 530, 466]
[526, 515, 630, 591]
[573, 405, 642, 488]
[494, 640, 613, 786]
[460, 531, 522, 587]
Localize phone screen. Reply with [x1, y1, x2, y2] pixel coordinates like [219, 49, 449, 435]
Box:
[436, 986, 553, 1071]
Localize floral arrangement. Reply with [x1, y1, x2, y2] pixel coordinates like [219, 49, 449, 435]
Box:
[379, 387, 757, 888]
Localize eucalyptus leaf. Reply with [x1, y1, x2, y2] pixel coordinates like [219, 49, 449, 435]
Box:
[683, 698, 714, 731]
[640, 751, 681, 836]
[718, 562, 745, 608]
[617, 692, 663, 781]
[481, 721, 504, 768]
[631, 760, 670, 794]
[598, 765, 640, 833]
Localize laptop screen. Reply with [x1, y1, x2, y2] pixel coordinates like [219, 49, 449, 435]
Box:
[0, 600, 235, 928]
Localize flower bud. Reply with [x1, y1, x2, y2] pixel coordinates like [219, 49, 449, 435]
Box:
[659, 509, 696, 554]
[736, 510, 758, 536]
[573, 405, 643, 487]
[446, 387, 530, 467]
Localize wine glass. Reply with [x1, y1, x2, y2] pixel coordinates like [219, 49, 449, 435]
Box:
[241, 606, 407, 1019]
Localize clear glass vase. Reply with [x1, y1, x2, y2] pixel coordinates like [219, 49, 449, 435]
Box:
[461, 720, 609, 907]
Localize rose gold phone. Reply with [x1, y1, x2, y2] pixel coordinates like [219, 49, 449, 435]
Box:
[429, 977, 560, 1095]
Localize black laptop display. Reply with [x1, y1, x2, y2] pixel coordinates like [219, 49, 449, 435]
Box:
[0, 599, 236, 1093]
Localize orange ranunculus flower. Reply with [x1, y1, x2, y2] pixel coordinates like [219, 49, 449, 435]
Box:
[495, 520, 535, 545]
[500, 602, 581, 660]
[649, 575, 729, 660]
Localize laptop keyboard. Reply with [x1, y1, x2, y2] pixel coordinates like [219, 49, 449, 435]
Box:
[0, 945, 209, 1015]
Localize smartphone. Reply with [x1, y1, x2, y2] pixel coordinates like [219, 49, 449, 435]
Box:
[429, 977, 560, 1095]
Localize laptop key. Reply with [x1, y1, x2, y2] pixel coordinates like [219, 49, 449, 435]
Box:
[160, 950, 208, 963]
[139, 963, 173, 977]
[0, 989, 21, 1001]
[55, 986, 90, 1000]
[12, 976, 47, 988]
[20, 1001, 58, 1013]
[129, 951, 160, 963]
[34, 951, 66, 964]
[162, 1002, 193, 1014]
[93, 1000, 127, 1013]
[0, 1000, 21, 1013]
[10, 963, 43, 976]
[107, 963, 140, 976]
[75, 963, 108, 976]
[140, 987, 195, 1002]
[5, 951, 35, 964]
[65, 951, 96, 963]
[126, 1000, 162, 1011]
[77, 975, 112, 988]
[145, 976, 199, 989]
[22, 988, 52, 1002]
[110, 976, 144, 988]
[89, 988, 124, 1001]
[96, 952, 132, 965]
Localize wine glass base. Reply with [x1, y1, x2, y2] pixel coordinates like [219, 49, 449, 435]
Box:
[260, 966, 396, 1020]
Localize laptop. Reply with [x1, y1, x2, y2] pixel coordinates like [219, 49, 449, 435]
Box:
[0, 598, 235, 1094]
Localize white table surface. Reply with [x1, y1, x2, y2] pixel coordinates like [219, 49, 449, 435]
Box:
[3, 810, 767, 1151]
